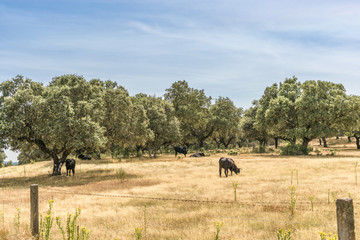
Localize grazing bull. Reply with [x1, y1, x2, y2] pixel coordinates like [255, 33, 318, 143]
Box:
[78, 154, 91, 160]
[175, 146, 188, 157]
[189, 152, 205, 157]
[65, 159, 76, 176]
[219, 157, 240, 177]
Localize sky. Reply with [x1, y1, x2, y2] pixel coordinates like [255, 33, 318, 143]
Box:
[1, 0, 360, 161]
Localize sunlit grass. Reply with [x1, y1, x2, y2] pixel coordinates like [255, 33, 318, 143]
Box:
[0, 138, 360, 239]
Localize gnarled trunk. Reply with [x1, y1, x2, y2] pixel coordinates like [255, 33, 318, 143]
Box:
[302, 137, 311, 155]
[321, 137, 328, 148]
[52, 160, 65, 175]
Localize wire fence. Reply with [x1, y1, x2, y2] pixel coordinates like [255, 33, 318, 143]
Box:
[2, 186, 357, 239]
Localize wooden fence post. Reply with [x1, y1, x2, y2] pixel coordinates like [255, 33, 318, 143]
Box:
[336, 198, 355, 240]
[30, 184, 39, 239]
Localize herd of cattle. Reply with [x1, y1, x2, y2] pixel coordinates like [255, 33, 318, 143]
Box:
[63, 147, 241, 178]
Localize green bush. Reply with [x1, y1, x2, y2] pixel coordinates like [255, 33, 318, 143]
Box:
[280, 144, 313, 155]
[252, 145, 266, 153]
[228, 149, 238, 155]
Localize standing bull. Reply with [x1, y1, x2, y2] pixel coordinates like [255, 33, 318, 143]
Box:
[219, 157, 240, 177]
[174, 146, 188, 157]
[65, 159, 76, 176]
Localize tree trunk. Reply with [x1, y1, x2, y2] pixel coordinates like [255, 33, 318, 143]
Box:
[336, 136, 339, 140]
[274, 138, 279, 149]
[198, 138, 205, 149]
[222, 137, 234, 149]
[52, 159, 64, 175]
[348, 136, 352, 142]
[319, 138, 322, 145]
[302, 138, 311, 155]
[355, 136, 360, 150]
[322, 137, 328, 148]
[214, 138, 221, 149]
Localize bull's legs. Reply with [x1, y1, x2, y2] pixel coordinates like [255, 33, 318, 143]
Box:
[219, 168, 222, 177]
[225, 169, 228, 177]
[72, 169, 75, 176]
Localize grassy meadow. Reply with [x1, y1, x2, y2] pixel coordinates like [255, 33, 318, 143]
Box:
[1, 137, 360, 239]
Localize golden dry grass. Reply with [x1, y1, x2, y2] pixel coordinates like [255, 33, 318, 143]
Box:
[1, 137, 360, 239]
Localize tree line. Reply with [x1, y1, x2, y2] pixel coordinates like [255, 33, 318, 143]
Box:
[0, 75, 360, 173]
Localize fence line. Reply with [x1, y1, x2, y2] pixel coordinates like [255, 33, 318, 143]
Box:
[14, 185, 358, 239]
[42, 190, 356, 207]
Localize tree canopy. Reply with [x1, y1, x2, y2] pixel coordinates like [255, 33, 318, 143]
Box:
[1, 73, 359, 173]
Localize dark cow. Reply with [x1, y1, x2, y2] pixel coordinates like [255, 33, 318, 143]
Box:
[175, 146, 188, 157]
[65, 159, 76, 176]
[189, 152, 205, 157]
[78, 154, 91, 160]
[219, 157, 240, 177]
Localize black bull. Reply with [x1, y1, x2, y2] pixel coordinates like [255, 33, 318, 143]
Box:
[219, 157, 240, 177]
[174, 146, 188, 157]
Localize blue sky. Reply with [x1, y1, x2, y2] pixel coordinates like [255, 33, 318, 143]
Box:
[1, 0, 360, 110]
[2, 0, 360, 161]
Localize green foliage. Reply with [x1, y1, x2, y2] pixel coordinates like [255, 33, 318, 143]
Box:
[17, 148, 50, 165]
[103, 85, 151, 150]
[211, 97, 242, 148]
[5, 161, 12, 167]
[80, 227, 90, 240]
[0, 150, 6, 167]
[134, 94, 180, 158]
[232, 181, 238, 202]
[134, 227, 142, 240]
[0, 75, 106, 175]
[164, 80, 214, 148]
[319, 232, 338, 240]
[228, 149, 238, 155]
[264, 77, 301, 144]
[289, 186, 296, 217]
[56, 217, 66, 240]
[68, 208, 81, 240]
[13, 208, 20, 234]
[296, 80, 353, 151]
[56, 207, 84, 240]
[308, 195, 314, 211]
[252, 145, 266, 153]
[280, 144, 312, 155]
[214, 222, 224, 240]
[240, 101, 268, 147]
[277, 229, 292, 240]
[40, 200, 54, 240]
[115, 168, 127, 181]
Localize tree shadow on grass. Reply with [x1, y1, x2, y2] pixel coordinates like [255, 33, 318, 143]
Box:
[0, 169, 138, 189]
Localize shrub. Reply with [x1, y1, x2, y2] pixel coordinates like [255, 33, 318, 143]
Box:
[280, 144, 313, 155]
[228, 149, 238, 155]
[115, 168, 127, 181]
[252, 145, 266, 153]
[277, 229, 292, 240]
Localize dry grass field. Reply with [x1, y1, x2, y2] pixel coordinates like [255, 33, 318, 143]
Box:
[1, 137, 360, 239]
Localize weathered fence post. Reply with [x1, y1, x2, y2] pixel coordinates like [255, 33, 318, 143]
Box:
[30, 184, 39, 239]
[336, 198, 355, 240]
